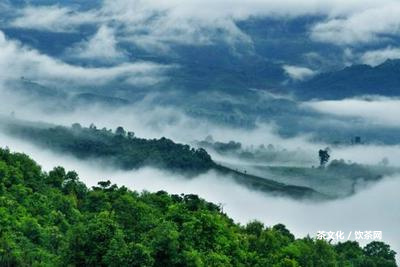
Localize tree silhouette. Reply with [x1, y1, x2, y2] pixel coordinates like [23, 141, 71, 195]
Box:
[319, 148, 330, 167]
[115, 126, 126, 136]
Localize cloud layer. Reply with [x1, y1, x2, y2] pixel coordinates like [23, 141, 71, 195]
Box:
[311, 2, 400, 45]
[8, 0, 400, 51]
[305, 97, 400, 127]
[283, 65, 316, 81]
[361, 47, 400, 66]
[10, 5, 97, 32]
[66, 25, 126, 62]
[0, 30, 167, 87]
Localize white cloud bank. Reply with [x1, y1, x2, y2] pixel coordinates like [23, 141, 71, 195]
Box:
[0, 30, 167, 87]
[4, 95, 400, 168]
[311, 2, 400, 45]
[9, 0, 400, 50]
[283, 65, 316, 81]
[361, 47, 400, 66]
[11, 5, 98, 32]
[304, 97, 400, 127]
[66, 25, 126, 62]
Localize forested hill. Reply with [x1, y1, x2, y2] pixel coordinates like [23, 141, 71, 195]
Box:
[3, 119, 322, 199]
[0, 147, 397, 266]
[6, 121, 216, 173]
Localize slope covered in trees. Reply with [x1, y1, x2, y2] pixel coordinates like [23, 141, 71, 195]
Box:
[6, 121, 215, 173]
[2, 119, 321, 199]
[0, 147, 397, 266]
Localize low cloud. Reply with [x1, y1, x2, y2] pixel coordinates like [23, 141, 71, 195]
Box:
[0, 30, 168, 87]
[361, 47, 400, 66]
[4, 100, 316, 151]
[9, 0, 400, 51]
[304, 97, 400, 127]
[5, 94, 400, 168]
[283, 65, 316, 81]
[65, 25, 127, 63]
[10, 5, 98, 32]
[331, 144, 400, 167]
[311, 2, 400, 45]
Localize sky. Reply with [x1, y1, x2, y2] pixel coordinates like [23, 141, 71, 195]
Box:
[0, 30, 169, 88]
[0, 0, 400, 88]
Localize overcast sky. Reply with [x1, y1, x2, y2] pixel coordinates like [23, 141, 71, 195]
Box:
[0, 0, 399, 87]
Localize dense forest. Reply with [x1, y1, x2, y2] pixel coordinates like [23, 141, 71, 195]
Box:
[0, 148, 397, 266]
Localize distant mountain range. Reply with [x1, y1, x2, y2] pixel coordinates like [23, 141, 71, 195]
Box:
[3, 11, 400, 102]
[295, 59, 400, 100]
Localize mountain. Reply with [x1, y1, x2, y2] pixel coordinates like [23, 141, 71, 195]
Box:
[295, 59, 400, 100]
[5, 79, 131, 108]
[7, 79, 68, 100]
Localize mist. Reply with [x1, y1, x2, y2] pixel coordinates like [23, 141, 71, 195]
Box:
[3, 89, 400, 168]
[0, 88, 315, 149]
[305, 97, 400, 127]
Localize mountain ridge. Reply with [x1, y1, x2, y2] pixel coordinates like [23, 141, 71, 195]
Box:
[295, 59, 400, 100]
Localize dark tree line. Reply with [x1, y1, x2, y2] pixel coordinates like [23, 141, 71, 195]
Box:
[8, 123, 215, 173]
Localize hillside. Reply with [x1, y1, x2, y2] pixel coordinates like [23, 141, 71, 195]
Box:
[0, 147, 397, 266]
[1, 119, 321, 199]
[5, 121, 215, 173]
[197, 138, 399, 198]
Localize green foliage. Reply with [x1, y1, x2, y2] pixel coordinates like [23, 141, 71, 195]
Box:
[8, 123, 215, 173]
[5, 121, 322, 199]
[0, 148, 397, 266]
